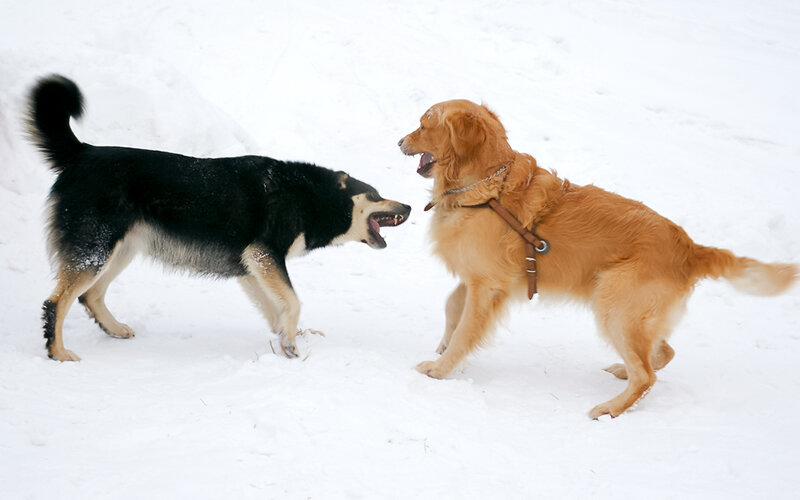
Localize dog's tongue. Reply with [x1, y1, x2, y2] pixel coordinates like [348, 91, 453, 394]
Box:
[419, 152, 434, 168]
[369, 217, 380, 234]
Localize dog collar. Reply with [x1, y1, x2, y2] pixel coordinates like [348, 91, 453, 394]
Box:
[424, 163, 510, 211]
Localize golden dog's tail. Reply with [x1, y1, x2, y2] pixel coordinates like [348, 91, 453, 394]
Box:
[27, 74, 85, 171]
[689, 244, 797, 296]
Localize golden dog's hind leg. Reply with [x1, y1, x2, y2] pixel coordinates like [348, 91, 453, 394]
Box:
[43, 269, 105, 361]
[589, 280, 675, 418]
[604, 340, 675, 380]
[418, 280, 508, 379]
[436, 282, 467, 354]
[589, 319, 658, 419]
[78, 241, 137, 339]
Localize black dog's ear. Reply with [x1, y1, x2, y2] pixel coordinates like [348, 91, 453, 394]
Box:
[336, 171, 349, 189]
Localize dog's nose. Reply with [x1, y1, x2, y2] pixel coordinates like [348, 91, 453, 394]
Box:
[397, 137, 404, 147]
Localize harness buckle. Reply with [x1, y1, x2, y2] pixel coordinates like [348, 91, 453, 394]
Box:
[535, 239, 550, 254]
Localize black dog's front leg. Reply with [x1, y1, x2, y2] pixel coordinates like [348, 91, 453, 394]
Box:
[241, 245, 301, 358]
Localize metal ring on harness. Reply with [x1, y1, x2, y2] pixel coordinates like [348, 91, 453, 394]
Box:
[535, 239, 550, 254]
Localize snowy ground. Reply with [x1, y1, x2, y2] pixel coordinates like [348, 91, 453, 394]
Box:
[1, 1, 799, 498]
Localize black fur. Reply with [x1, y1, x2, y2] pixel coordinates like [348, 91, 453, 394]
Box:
[42, 299, 57, 349]
[30, 75, 410, 279]
[28, 75, 84, 168]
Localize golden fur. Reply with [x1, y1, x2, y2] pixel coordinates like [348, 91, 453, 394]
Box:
[399, 99, 797, 418]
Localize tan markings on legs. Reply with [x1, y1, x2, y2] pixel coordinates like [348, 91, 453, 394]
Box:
[45, 269, 105, 361]
[238, 275, 282, 333]
[242, 245, 302, 358]
[78, 241, 137, 338]
[418, 280, 508, 379]
[605, 340, 676, 380]
[436, 282, 466, 354]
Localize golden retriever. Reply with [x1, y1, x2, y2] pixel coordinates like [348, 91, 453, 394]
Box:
[398, 99, 797, 418]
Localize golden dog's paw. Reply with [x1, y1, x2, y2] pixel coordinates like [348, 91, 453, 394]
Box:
[589, 401, 628, 419]
[415, 360, 449, 379]
[588, 404, 614, 420]
[49, 349, 81, 362]
[603, 363, 628, 380]
[435, 341, 448, 355]
[105, 323, 135, 339]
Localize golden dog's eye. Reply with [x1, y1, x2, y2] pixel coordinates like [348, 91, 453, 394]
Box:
[420, 125, 425, 131]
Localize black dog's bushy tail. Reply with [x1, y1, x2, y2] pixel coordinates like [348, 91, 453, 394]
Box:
[28, 75, 85, 171]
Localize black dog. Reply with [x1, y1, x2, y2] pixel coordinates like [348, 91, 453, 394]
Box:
[29, 75, 410, 361]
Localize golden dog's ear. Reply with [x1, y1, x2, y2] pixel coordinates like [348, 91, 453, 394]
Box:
[444, 110, 486, 157]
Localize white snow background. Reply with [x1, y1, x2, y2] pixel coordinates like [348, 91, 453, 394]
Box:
[1, 1, 799, 498]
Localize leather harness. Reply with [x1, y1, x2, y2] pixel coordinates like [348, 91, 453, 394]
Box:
[424, 165, 550, 300]
[464, 198, 549, 299]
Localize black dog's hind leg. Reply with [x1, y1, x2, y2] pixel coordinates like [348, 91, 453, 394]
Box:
[44, 267, 105, 361]
[43, 228, 126, 361]
[241, 245, 302, 358]
[78, 240, 137, 339]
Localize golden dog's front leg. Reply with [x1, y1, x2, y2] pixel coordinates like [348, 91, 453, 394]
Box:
[417, 280, 508, 379]
[436, 282, 467, 354]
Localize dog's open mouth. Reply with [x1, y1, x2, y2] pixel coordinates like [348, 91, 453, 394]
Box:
[368, 211, 408, 248]
[418, 152, 435, 178]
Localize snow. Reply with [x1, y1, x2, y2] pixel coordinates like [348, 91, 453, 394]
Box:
[1, 1, 799, 498]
